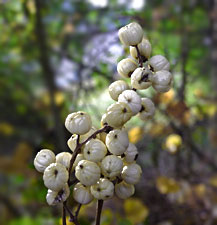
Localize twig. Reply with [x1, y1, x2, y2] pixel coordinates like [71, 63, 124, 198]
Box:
[62, 203, 67, 225]
[135, 45, 143, 67]
[68, 125, 113, 179]
[95, 200, 104, 225]
[75, 204, 82, 217]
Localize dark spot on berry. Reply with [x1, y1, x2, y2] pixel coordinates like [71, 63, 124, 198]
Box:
[128, 72, 133, 77]
[140, 105, 145, 112]
[106, 195, 110, 198]
[80, 165, 84, 169]
[134, 154, 138, 160]
[122, 108, 127, 113]
[114, 134, 118, 139]
[87, 151, 90, 154]
[127, 99, 131, 103]
[97, 188, 101, 192]
[121, 153, 125, 158]
[54, 169, 58, 176]
[80, 112, 84, 115]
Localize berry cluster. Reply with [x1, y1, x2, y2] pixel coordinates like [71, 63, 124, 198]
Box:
[34, 22, 172, 224]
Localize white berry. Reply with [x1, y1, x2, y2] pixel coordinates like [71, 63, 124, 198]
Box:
[106, 129, 129, 155]
[43, 163, 69, 191]
[65, 111, 92, 135]
[108, 80, 129, 101]
[118, 22, 143, 46]
[75, 160, 101, 186]
[101, 155, 123, 179]
[90, 178, 114, 200]
[139, 98, 155, 121]
[117, 58, 138, 78]
[34, 149, 56, 173]
[115, 181, 135, 199]
[121, 163, 142, 185]
[148, 55, 170, 72]
[118, 90, 141, 115]
[46, 183, 70, 205]
[83, 139, 107, 162]
[73, 182, 94, 205]
[56, 152, 72, 170]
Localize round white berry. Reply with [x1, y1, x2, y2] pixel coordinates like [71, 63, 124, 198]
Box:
[151, 70, 172, 93]
[73, 182, 94, 205]
[108, 80, 129, 101]
[65, 111, 92, 135]
[139, 98, 155, 121]
[106, 129, 129, 155]
[34, 149, 56, 173]
[122, 143, 138, 163]
[105, 102, 132, 128]
[73, 154, 84, 170]
[131, 67, 152, 90]
[56, 152, 72, 170]
[121, 163, 142, 184]
[130, 38, 152, 60]
[117, 58, 138, 78]
[118, 22, 143, 46]
[83, 139, 107, 162]
[46, 183, 70, 205]
[101, 155, 123, 179]
[118, 90, 141, 115]
[148, 55, 170, 72]
[90, 178, 114, 200]
[115, 181, 135, 199]
[75, 160, 101, 186]
[43, 163, 69, 191]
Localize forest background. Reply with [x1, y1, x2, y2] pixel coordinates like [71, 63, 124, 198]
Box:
[1, 0, 217, 224]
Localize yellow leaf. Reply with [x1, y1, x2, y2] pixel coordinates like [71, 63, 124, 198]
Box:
[124, 198, 149, 224]
[149, 123, 166, 137]
[156, 176, 180, 194]
[0, 122, 14, 136]
[209, 175, 217, 187]
[164, 134, 182, 154]
[193, 184, 206, 198]
[159, 89, 175, 104]
[59, 217, 75, 225]
[128, 127, 143, 144]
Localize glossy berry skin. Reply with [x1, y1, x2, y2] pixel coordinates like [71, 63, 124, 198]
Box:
[83, 139, 107, 162]
[139, 98, 155, 121]
[75, 160, 101, 186]
[117, 58, 138, 78]
[131, 67, 152, 90]
[73, 182, 93, 205]
[130, 38, 152, 60]
[106, 129, 129, 155]
[43, 163, 69, 191]
[101, 155, 123, 180]
[65, 111, 92, 135]
[105, 102, 132, 128]
[115, 181, 135, 199]
[151, 70, 172, 93]
[108, 80, 129, 101]
[56, 152, 72, 170]
[118, 22, 143, 46]
[118, 90, 141, 116]
[90, 178, 114, 200]
[34, 149, 56, 173]
[148, 55, 170, 72]
[121, 163, 142, 185]
[46, 183, 70, 205]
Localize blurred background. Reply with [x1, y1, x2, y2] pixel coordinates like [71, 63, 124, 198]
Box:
[1, 0, 217, 224]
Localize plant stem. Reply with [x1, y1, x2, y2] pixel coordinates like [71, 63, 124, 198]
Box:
[95, 200, 104, 225]
[135, 45, 143, 67]
[68, 125, 113, 181]
[62, 203, 66, 225]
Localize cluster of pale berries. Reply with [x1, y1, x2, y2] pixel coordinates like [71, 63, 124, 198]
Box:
[33, 22, 172, 208]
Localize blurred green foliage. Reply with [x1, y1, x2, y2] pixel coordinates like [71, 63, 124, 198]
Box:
[1, 0, 217, 225]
